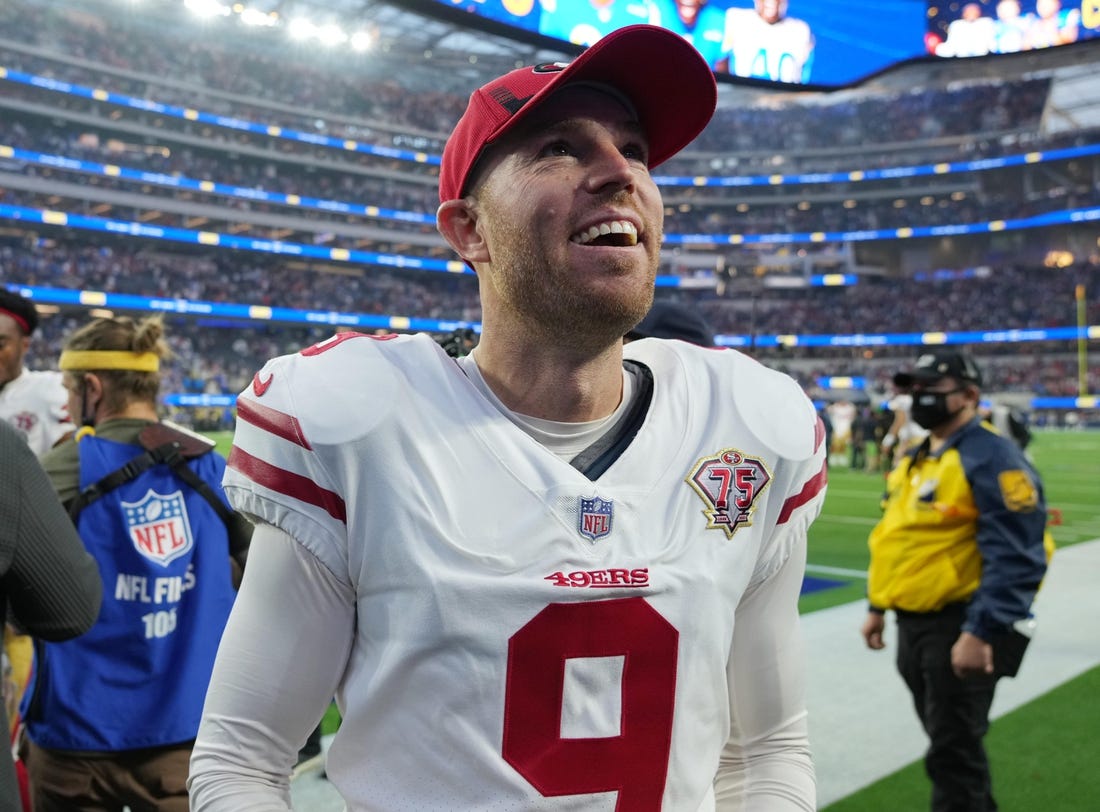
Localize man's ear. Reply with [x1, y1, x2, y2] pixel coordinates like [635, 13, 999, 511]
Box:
[437, 199, 489, 265]
[83, 372, 104, 404]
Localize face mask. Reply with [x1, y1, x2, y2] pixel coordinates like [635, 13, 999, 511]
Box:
[910, 388, 963, 430]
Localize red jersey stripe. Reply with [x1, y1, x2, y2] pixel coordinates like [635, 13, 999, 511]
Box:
[228, 446, 347, 524]
[777, 459, 828, 525]
[236, 397, 312, 449]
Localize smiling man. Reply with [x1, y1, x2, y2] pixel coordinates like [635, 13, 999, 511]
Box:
[190, 25, 827, 812]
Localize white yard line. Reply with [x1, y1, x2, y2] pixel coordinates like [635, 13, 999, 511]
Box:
[805, 563, 868, 579]
[806, 538, 1100, 807]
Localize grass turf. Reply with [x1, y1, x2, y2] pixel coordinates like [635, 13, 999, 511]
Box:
[821, 665, 1100, 811]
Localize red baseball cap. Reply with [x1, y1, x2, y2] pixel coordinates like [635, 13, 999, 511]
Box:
[438, 24, 718, 203]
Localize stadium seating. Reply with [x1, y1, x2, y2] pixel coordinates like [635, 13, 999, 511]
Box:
[1, 0, 1097, 419]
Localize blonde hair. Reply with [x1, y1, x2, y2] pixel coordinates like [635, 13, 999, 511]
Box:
[63, 315, 172, 414]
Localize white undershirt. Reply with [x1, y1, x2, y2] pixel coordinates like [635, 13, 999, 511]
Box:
[456, 351, 637, 461]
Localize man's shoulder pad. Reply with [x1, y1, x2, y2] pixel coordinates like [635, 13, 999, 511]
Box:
[727, 353, 818, 462]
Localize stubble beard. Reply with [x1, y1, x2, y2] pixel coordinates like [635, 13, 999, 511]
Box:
[489, 221, 657, 351]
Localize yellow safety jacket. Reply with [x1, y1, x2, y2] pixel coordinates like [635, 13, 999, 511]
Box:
[868, 418, 1053, 640]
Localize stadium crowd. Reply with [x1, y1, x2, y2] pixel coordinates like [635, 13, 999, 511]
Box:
[3, 0, 1098, 284]
[4, 105, 1098, 264]
[2, 0, 1093, 177]
[0, 1, 468, 138]
[7, 235, 1097, 424]
[6, 239, 1096, 342]
[1, 0, 1097, 429]
[0, 0, 1072, 175]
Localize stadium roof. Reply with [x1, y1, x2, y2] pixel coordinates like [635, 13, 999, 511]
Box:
[229, 0, 571, 89]
[161, 0, 1100, 115]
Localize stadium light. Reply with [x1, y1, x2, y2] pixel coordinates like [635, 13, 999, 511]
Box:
[316, 23, 348, 47]
[184, 0, 230, 18]
[239, 7, 276, 27]
[350, 31, 374, 52]
[287, 17, 316, 41]
[1044, 250, 1075, 268]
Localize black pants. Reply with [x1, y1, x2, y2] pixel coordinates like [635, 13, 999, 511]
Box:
[896, 604, 999, 812]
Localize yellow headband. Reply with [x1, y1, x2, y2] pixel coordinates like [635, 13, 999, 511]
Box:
[59, 350, 160, 372]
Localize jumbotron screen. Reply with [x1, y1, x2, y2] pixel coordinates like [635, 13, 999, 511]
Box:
[421, 0, 1100, 87]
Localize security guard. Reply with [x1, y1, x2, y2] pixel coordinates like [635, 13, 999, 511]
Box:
[860, 350, 1052, 812]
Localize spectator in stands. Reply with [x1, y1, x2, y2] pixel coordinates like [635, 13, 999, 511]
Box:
[0, 420, 101, 812]
[22, 314, 249, 812]
[189, 25, 826, 811]
[0, 289, 71, 457]
[861, 350, 1052, 812]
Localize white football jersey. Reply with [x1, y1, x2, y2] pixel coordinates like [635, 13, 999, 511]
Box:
[723, 9, 814, 84]
[223, 332, 826, 810]
[0, 368, 71, 457]
[887, 392, 928, 446]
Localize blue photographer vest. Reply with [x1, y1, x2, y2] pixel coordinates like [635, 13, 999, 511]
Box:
[22, 435, 237, 751]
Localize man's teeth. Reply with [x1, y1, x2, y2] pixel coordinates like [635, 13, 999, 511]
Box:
[570, 220, 638, 246]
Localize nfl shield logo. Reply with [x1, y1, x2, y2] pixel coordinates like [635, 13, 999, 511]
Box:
[121, 489, 194, 567]
[578, 496, 613, 543]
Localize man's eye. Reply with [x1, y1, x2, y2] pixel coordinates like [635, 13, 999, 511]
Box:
[540, 141, 572, 157]
[622, 144, 648, 162]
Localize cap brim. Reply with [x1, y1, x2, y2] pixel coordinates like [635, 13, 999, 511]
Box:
[895, 369, 974, 387]
[893, 371, 938, 387]
[492, 25, 716, 171]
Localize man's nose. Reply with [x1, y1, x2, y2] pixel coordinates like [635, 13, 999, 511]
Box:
[585, 144, 635, 194]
